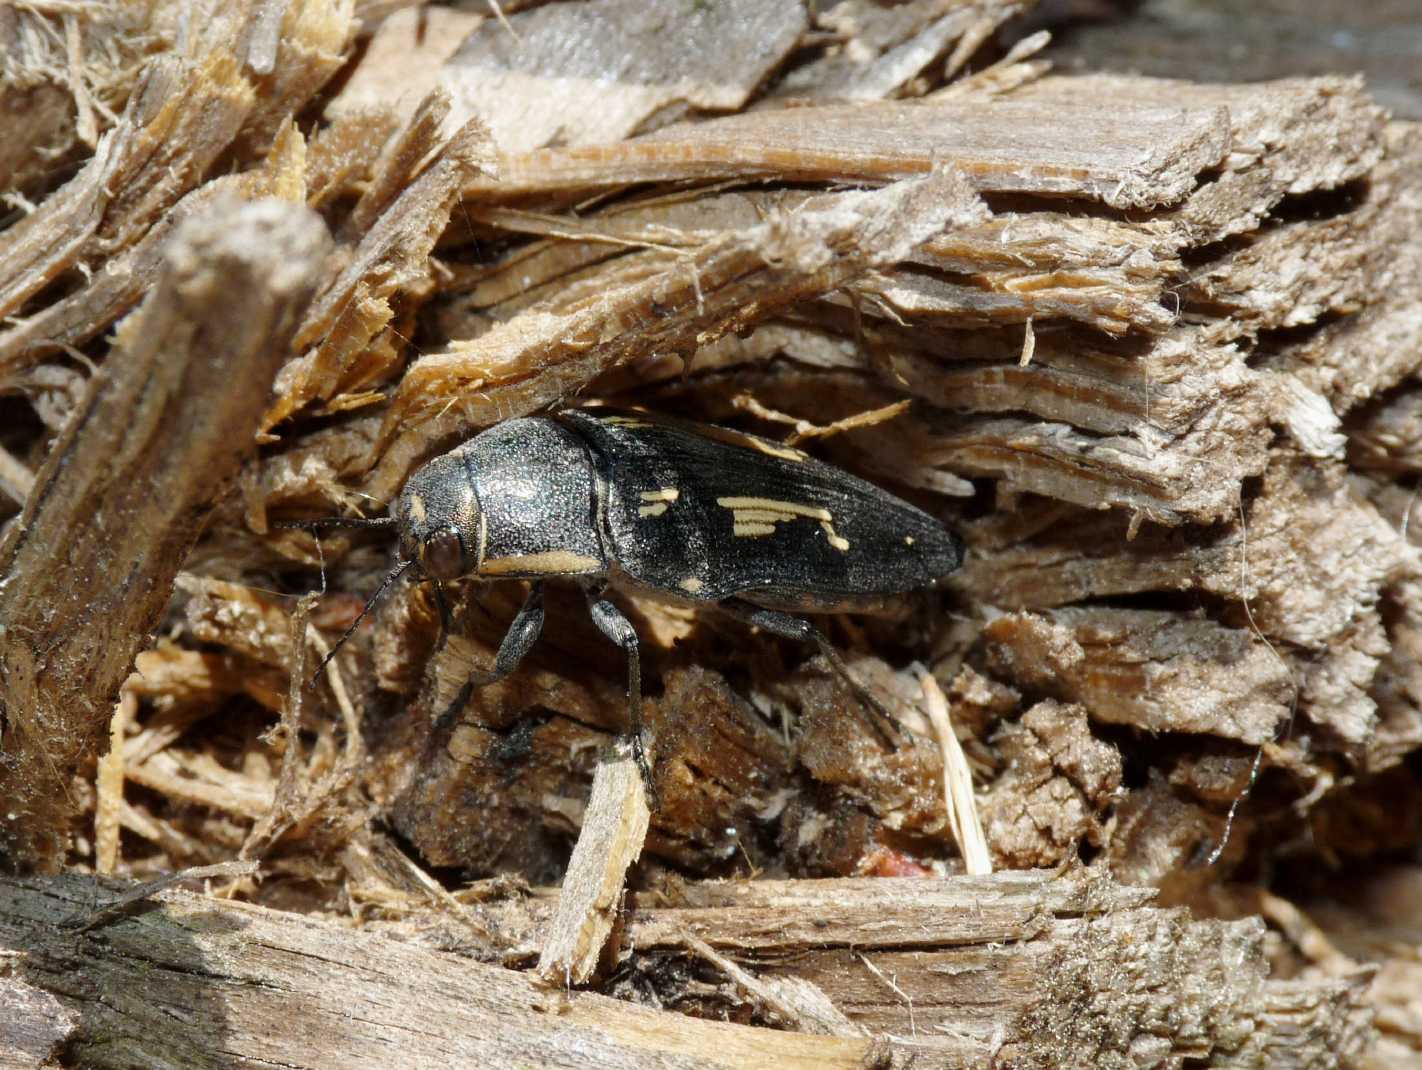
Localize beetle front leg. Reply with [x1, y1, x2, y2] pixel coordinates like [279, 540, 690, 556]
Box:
[725, 601, 905, 749]
[436, 582, 545, 729]
[585, 592, 658, 806]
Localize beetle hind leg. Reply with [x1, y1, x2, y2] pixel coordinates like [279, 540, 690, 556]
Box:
[585, 592, 659, 807]
[435, 582, 545, 729]
[726, 601, 905, 749]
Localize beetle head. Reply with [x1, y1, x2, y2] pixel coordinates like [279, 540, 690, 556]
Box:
[396, 453, 483, 580]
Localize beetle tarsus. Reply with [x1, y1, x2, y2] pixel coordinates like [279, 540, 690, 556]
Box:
[726, 601, 904, 750]
[433, 680, 475, 734]
[586, 592, 659, 805]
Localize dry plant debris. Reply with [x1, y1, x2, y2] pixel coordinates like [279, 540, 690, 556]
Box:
[1, 0, 1420, 1065]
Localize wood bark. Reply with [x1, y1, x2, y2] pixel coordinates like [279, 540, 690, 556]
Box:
[0, 2, 1417, 1066]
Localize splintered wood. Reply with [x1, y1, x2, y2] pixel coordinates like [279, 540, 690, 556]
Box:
[2, 0, 1419, 1064]
[536, 742, 650, 984]
[0, 197, 330, 866]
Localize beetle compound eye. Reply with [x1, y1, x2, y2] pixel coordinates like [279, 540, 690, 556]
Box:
[420, 528, 466, 579]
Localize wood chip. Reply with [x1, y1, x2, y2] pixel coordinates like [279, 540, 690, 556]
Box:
[536, 741, 649, 984]
[442, 0, 806, 153]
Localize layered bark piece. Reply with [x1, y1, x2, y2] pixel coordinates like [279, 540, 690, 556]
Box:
[435, 73, 1391, 527]
[470, 75, 1230, 206]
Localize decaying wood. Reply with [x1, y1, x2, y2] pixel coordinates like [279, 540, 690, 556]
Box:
[0, 197, 330, 869]
[262, 95, 496, 432]
[766, 0, 1032, 103]
[0, 52, 255, 334]
[0, 873, 871, 1070]
[368, 165, 987, 497]
[472, 89, 1233, 206]
[0, 3, 154, 196]
[0, 0, 357, 391]
[0, 869, 1372, 1068]
[3, 1, 1422, 1065]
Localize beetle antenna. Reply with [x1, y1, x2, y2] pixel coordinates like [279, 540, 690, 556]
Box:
[306, 557, 415, 688]
[274, 516, 398, 532]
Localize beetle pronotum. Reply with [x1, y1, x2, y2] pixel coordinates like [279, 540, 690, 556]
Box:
[285, 408, 965, 800]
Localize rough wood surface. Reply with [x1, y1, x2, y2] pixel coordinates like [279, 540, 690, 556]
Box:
[0, 873, 868, 1070]
[3, 3, 1420, 1065]
[369, 166, 987, 498]
[0, 198, 330, 869]
[0, 870, 1373, 1069]
[471, 90, 1234, 207]
[441, 0, 807, 153]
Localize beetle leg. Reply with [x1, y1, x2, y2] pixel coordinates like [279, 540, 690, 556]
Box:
[436, 582, 544, 729]
[726, 601, 904, 749]
[585, 592, 658, 806]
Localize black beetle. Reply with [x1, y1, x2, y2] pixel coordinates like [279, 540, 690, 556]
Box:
[289, 407, 965, 798]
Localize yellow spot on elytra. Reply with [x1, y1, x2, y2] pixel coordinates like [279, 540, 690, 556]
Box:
[408, 495, 426, 523]
[678, 577, 704, 593]
[717, 496, 850, 550]
[718, 496, 830, 520]
[822, 520, 850, 552]
[905, 535, 915, 546]
[638, 488, 680, 517]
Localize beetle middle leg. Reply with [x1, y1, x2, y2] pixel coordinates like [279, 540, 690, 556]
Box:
[584, 589, 658, 804]
[725, 601, 905, 748]
[436, 581, 545, 729]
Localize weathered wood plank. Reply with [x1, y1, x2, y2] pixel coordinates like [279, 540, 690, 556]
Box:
[0, 872, 1371, 1069]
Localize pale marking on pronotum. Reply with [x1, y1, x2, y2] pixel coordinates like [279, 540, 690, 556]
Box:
[678, 577, 704, 594]
[475, 508, 488, 567]
[717, 496, 851, 551]
[637, 487, 680, 518]
[480, 550, 602, 575]
[408, 495, 426, 523]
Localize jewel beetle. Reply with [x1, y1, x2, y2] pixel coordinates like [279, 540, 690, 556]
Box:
[289, 407, 965, 798]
